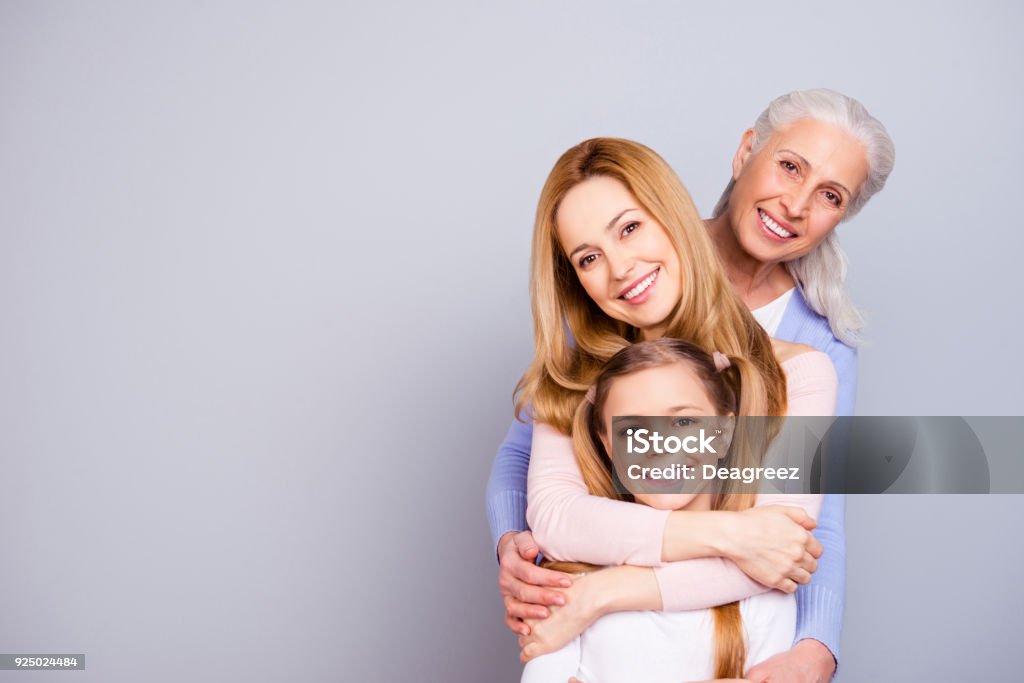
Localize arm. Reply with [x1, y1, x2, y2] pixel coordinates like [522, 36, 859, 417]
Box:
[824, 337, 857, 418]
[489, 418, 576, 635]
[486, 418, 533, 556]
[527, 422, 669, 566]
[787, 345, 850, 663]
[521, 494, 823, 659]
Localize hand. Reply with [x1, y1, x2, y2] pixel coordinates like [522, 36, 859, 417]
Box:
[518, 573, 600, 663]
[722, 506, 822, 592]
[497, 531, 573, 636]
[746, 638, 837, 682]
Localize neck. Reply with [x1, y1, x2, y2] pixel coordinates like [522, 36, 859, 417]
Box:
[705, 215, 794, 309]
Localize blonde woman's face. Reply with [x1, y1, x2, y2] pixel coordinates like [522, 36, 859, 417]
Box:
[599, 363, 731, 511]
[726, 118, 869, 266]
[555, 176, 682, 340]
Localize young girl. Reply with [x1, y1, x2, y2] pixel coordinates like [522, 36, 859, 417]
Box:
[521, 339, 822, 683]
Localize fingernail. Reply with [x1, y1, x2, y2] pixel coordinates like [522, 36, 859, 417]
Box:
[560, 578, 572, 587]
[554, 595, 566, 606]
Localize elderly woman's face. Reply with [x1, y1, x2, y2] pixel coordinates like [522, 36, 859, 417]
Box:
[726, 118, 869, 266]
[555, 176, 682, 340]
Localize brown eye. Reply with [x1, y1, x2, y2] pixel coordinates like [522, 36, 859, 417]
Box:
[781, 160, 799, 174]
[579, 253, 598, 268]
[823, 190, 842, 207]
[621, 221, 640, 236]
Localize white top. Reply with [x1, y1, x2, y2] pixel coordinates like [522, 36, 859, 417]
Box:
[521, 589, 796, 683]
[750, 288, 795, 336]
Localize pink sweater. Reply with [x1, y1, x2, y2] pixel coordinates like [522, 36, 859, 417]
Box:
[526, 351, 836, 611]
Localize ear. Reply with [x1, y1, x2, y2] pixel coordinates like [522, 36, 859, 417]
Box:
[717, 415, 737, 460]
[731, 129, 757, 181]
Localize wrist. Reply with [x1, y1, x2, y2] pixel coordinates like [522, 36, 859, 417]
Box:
[663, 510, 728, 561]
[793, 638, 837, 678]
[497, 530, 520, 562]
[708, 511, 741, 559]
[587, 566, 661, 615]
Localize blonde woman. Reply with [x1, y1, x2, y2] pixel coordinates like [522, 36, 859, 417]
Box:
[490, 135, 852, 680]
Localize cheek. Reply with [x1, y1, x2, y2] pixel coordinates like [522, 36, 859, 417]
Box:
[576, 270, 609, 303]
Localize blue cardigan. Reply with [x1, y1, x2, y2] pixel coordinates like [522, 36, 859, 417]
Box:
[486, 289, 856, 661]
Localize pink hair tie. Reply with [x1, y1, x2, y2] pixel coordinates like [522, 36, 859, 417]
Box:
[712, 351, 731, 372]
[584, 386, 597, 404]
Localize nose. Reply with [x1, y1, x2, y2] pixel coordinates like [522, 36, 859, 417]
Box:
[780, 184, 813, 218]
[604, 246, 636, 282]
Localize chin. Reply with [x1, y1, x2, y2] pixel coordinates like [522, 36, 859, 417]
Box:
[636, 493, 697, 510]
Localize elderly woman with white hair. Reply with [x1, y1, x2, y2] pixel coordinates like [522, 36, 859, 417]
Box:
[707, 88, 895, 416]
[489, 88, 895, 682]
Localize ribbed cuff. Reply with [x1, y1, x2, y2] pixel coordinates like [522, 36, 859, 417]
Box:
[793, 583, 844, 666]
[487, 489, 528, 561]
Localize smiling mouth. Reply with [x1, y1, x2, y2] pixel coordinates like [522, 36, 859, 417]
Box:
[758, 209, 796, 239]
[619, 268, 659, 300]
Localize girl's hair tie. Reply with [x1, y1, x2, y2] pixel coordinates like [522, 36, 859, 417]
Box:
[712, 351, 731, 372]
[584, 385, 597, 404]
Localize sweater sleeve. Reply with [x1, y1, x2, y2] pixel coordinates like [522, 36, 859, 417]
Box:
[526, 423, 669, 566]
[779, 350, 846, 661]
[793, 492, 846, 660]
[654, 492, 823, 610]
[485, 418, 533, 557]
[782, 351, 838, 417]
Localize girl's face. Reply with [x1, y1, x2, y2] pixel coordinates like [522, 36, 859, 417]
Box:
[725, 118, 869, 267]
[598, 362, 731, 510]
[555, 176, 682, 340]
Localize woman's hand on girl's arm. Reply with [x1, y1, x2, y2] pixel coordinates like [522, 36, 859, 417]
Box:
[717, 506, 822, 591]
[518, 566, 661, 662]
[498, 530, 574, 636]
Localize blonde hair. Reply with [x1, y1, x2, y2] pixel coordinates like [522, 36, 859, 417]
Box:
[546, 339, 782, 678]
[515, 138, 787, 432]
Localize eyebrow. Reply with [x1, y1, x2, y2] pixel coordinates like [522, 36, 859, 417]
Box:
[778, 149, 853, 199]
[667, 405, 702, 413]
[567, 208, 640, 259]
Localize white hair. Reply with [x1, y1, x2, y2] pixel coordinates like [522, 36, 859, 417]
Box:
[712, 88, 896, 347]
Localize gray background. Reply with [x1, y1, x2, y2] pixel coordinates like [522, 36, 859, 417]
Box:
[1, 1, 1022, 681]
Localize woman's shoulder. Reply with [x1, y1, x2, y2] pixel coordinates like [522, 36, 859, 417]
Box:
[770, 338, 819, 364]
[772, 340, 836, 381]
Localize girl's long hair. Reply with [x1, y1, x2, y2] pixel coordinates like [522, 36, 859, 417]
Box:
[515, 138, 787, 433]
[546, 339, 781, 679]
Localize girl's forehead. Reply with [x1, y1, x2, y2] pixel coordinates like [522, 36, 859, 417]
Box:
[603, 363, 716, 414]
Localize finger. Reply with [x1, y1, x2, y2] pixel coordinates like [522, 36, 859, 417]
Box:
[783, 506, 817, 530]
[515, 582, 566, 608]
[512, 560, 574, 589]
[799, 551, 819, 575]
[779, 578, 798, 593]
[789, 568, 812, 585]
[806, 535, 824, 558]
[505, 594, 550, 620]
[505, 614, 529, 636]
[514, 531, 540, 560]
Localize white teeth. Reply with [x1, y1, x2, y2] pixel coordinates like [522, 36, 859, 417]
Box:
[759, 209, 794, 238]
[623, 270, 658, 300]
